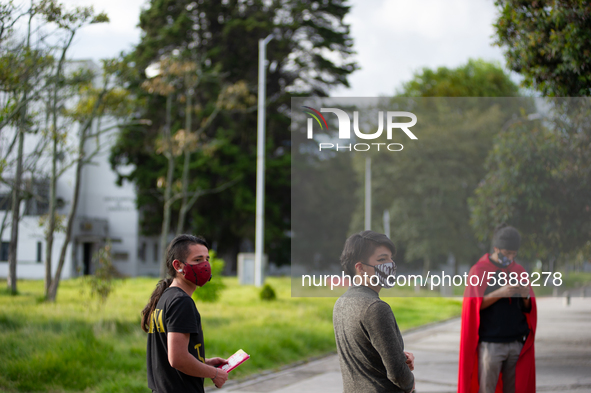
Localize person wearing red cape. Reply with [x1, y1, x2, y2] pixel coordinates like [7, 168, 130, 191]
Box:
[458, 224, 537, 393]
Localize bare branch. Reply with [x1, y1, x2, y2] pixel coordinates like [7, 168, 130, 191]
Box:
[166, 175, 242, 209]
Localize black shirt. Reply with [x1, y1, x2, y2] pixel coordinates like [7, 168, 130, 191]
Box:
[479, 260, 530, 343]
[147, 286, 206, 393]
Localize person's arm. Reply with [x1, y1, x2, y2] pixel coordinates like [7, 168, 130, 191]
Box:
[520, 285, 532, 312]
[167, 332, 228, 388]
[480, 285, 517, 309]
[364, 301, 415, 393]
[480, 296, 500, 310]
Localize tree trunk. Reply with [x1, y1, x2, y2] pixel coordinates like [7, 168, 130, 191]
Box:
[46, 66, 109, 301]
[47, 121, 89, 301]
[159, 94, 173, 278]
[46, 85, 105, 301]
[0, 210, 9, 243]
[7, 121, 25, 295]
[44, 127, 57, 298]
[176, 85, 192, 235]
[9, 12, 33, 295]
[549, 255, 556, 274]
[44, 31, 75, 299]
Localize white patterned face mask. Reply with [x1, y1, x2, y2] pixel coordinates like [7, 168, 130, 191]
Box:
[362, 261, 397, 288]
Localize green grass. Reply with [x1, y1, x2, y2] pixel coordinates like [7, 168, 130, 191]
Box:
[562, 271, 591, 288]
[0, 277, 461, 392]
[530, 271, 591, 297]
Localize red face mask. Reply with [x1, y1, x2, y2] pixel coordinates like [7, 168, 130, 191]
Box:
[181, 261, 212, 287]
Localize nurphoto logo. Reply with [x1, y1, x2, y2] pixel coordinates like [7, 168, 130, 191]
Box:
[302, 106, 418, 151]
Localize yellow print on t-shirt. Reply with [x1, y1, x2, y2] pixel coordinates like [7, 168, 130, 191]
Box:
[148, 309, 165, 333]
[194, 343, 205, 362]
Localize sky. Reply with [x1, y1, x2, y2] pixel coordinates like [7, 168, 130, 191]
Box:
[60, 0, 517, 97]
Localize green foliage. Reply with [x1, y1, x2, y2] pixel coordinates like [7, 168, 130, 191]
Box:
[291, 147, 359, 271]
[562, 272, 591, 289]
[478, 2, 591, 268]
[192, 251, 226, 303]
[400, 59, 520, 97]
[0, 0, 132, 300]
[259, 283, 277, 301]
[494, 0, 591, 96]
[110, 0, 358, 269]
[469, 99, 591, 266]
[0, 277, 461, 392]
[81, 244, 121, 306]
[356, 61, 528, 271]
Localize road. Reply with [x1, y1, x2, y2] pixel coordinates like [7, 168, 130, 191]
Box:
[211, 297, 591, 393]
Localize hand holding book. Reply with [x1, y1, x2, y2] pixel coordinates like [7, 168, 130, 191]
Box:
[218, 349, 250, 373]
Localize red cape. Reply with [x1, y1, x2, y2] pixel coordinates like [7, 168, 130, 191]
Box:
[458, 254, 537, 393]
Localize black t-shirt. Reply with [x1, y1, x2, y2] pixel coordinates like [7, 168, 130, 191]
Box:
[479, 261, 530, 343]
[147, 286, 205, 393]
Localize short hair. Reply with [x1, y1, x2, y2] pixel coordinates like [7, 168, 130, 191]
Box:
[340, 230, 396, 276]
[491, 223, 521, 251]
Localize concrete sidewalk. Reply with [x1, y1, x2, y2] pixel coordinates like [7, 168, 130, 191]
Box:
[211, 297, 591, 393]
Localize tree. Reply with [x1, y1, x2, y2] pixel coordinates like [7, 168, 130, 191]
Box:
[291, 141, 359, 273]
[400, 59, 520, 97]
[494, 0, 591, 96]
[356, 60, 530, 275]
[1, 0, 67, 294]
[40, 3, 110, 300]
[479, 1, 591, 270]
[1, 1, 136, 300]
[141, 57, 252, 277]
[2, 1, 34, 295]
[470, 100, 591, 271]
[45, 59, 133, 301]
[111, 0, 357, 271]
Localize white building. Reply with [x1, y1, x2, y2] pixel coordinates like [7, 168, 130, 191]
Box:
[0, 60, 162, 280]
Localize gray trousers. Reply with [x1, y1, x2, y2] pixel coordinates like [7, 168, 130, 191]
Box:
[478, 341, 523, 393]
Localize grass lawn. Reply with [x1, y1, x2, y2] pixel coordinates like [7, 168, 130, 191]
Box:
[529, 271, 591, 297]
[0, 277, 462, 392]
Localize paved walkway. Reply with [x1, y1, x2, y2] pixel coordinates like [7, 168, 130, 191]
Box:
[211, 297, 591, 393]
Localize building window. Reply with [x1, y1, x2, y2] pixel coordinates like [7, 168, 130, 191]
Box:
[153, 243, 158, 264]
[37, 242, 42, 263]
[138, 242, 146, 263]
[113, 251, 129, 261]
[0, 242, 9, 261]
[0, 194, 12, 211]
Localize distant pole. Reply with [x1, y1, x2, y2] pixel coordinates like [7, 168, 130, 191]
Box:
[365, 157, 371, 230]
[255, 34, 273, 287]
[383, 209, 390, 239]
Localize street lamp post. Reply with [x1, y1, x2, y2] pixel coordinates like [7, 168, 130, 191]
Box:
[145, 61, 175, 278]
[365, 157, 371, 230]
[255, 34, 273, 287]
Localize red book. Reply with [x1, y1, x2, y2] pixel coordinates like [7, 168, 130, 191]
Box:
[219, 349, 250, 373]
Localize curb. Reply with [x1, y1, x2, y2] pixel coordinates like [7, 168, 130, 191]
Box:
[205, 314, 462, 392]
[205, 351, 338, 392]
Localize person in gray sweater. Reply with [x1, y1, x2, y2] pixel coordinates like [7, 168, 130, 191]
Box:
[333, 230, 415, 393]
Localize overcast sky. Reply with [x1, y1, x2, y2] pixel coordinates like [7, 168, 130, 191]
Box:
[61, 0, 516, 97]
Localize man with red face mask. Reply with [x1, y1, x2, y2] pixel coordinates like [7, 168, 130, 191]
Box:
[458, 224, 537, 393]
[141, 234, 228, 392]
